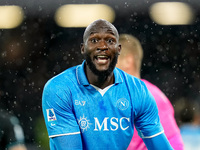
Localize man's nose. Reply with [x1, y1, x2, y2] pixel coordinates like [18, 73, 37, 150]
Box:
[97, 40, 108, 51]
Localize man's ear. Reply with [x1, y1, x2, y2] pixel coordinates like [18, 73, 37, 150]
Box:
[80, 43, 84, 54]
[118, 44, 121, 55]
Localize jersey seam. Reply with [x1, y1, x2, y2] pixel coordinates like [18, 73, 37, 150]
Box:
[49, 131, 81, 138]
[76, 65, 81, 85]
[142, 130, 164, 139]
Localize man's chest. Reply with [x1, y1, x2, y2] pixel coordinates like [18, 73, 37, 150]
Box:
[71, 86, 133, 132]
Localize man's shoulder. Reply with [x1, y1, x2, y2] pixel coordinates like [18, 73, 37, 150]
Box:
[44, 65, 80, 89]
[115, 68, 140, 80]
[115, 68, 146, 91]
[53, 65, 77, 79]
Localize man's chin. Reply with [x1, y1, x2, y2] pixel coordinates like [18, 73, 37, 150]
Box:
[93, 69, 111, 77]
[95, 66, 109, 73]
[85, 54, 117, 77]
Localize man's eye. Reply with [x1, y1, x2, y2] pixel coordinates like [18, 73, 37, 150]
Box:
[91, 38, 98, 43]
[107, 39, 114, 43]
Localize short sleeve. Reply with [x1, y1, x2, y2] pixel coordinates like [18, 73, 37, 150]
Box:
[134, 81, 164, 138]
[42, 79, 80, 138]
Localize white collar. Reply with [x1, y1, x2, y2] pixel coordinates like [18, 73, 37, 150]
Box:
[91, 84, 114, 96]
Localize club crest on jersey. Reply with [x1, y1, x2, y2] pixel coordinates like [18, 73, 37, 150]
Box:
[116, 98, 129, 110]
[47, 108, 57, 122]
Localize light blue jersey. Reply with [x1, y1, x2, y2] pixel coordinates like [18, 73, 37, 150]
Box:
[42, 61, 164, 150]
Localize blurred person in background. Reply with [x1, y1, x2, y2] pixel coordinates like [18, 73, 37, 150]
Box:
[176, 98, 200, 150]
[0, 109, 27, 150]
[116, 34, 184, 150]
[42, 19, 173, 150]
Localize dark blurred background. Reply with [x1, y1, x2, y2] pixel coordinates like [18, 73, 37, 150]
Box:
[0, 0, 200, 149]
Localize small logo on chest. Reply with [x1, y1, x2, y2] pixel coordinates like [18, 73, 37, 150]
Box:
[75, 100, 86, 106]
[78, 115, 91, 131]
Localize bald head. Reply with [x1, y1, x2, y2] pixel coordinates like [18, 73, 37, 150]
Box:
[116, 34, 143, 78]
[83, 19, 119, 43]
[119, 34, 143, 60]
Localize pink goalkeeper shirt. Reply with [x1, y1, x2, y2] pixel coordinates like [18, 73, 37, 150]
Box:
[127, 79, 184, 150]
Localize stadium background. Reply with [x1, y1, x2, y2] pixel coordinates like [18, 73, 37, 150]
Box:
[0, 0, 200, 149]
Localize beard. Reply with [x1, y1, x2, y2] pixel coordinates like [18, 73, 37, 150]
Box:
[84, 52, 118, 81]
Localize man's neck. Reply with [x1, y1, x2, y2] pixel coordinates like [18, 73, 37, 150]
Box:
[85, 65, 114, 89]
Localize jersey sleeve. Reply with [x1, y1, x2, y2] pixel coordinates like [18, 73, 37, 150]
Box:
[143, 133, 173, 150]
[50, 134, 83, 150]
[134, 81, 164, 138]
[42, 78, 81, 138]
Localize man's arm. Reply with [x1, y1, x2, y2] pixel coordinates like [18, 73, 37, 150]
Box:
[42, 78, 82, 149]
[143, 133, 173, 150]
[50, 134, 82, 150]
[134, 80, 173, 150]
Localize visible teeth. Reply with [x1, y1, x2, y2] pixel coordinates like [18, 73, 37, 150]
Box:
[97, 56, 108, 59]
[96, 55, 109, 64]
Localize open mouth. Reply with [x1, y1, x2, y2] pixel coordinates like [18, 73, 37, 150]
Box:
[95, 55, 110, 64]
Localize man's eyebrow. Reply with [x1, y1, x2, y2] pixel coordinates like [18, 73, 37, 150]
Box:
[89, 31, 97, 36]
[107, 30, 115, 36]
[105, 29, 118, 37]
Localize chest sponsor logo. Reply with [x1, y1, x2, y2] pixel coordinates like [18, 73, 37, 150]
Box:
[78, 115, 130, 132]
[46, 108, 57, 122]
[116, 98, 129, 110]
[75, 100, 86, 106]
[78, 115, 91, 132]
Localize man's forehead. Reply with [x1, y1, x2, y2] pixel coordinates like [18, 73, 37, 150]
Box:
[83, 19, 119, 41]
[89, 26, 116, 35]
